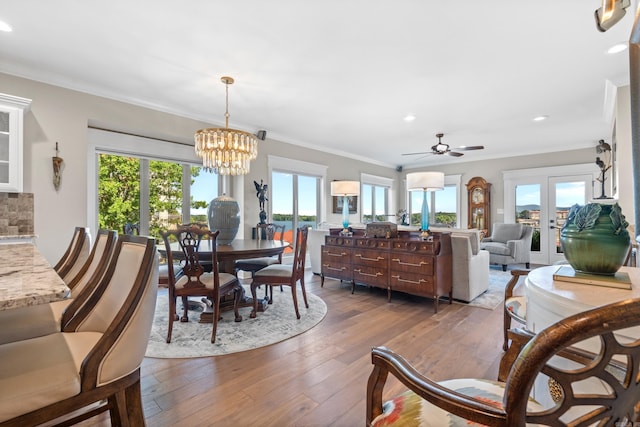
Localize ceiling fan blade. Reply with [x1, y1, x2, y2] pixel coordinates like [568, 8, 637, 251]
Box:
[445, 151, 464, 157]
[402, 151, 431, 156]
[454, 145, 484, 151]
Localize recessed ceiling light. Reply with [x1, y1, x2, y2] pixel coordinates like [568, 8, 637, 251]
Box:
[533, 115, 548, 122]
[607, 42, 628, 54]
[0, 21, 12, 32]
[403, 114, 416, 122]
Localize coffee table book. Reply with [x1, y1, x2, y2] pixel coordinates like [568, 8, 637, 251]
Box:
[553, 266, 632, 290]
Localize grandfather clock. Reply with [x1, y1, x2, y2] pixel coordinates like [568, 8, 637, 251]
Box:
[466, 177, 491, 238]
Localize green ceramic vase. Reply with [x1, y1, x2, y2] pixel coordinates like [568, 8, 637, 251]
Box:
[560, 202, 630, 275]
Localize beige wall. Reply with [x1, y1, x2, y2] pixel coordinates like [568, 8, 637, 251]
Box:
[0, 72, 633, 264]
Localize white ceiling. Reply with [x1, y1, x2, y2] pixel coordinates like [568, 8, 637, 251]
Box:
[0, 1, 636, 170]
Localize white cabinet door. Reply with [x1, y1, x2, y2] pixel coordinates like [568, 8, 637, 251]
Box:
[0, 94, 31, 192]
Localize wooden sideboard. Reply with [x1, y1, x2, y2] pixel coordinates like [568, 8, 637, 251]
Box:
[320, 230, 453, 312]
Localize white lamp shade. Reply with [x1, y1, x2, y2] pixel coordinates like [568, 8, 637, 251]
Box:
[331, 180, 360, 196]
[406, 172, 445, 191]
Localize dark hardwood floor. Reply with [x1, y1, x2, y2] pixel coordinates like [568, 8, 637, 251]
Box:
[80, 270, 505, 426]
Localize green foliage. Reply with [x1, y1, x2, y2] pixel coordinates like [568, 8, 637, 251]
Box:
[531, 228, 540, 251]
[98, 155, 210, 241]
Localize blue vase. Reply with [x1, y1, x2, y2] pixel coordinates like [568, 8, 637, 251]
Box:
[207, 194, 240, 245]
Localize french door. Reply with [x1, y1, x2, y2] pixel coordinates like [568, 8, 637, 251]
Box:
[505, 165, 595, 266]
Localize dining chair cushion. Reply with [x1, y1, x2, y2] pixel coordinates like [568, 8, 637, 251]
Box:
[254, 264, 293, 278]
[0, 299, 70, 345]
[236, 256, 281, 269]
[175, 271, 237, 290]
[505, 295, 527, 323]
[0, 331, 102, 422]
[371, 378, 544, 427]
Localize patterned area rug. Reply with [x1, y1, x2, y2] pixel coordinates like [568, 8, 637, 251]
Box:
[456, 268, 513, 310]
[145, 285, 327, 359]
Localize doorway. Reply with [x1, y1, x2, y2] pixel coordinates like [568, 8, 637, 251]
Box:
[505, 165, 596, 266]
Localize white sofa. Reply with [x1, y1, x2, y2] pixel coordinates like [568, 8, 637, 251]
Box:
[429, 227, 490, 302]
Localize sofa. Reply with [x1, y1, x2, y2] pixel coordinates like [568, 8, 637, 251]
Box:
[429, 227, 490, 302]
[480, 223, 533, 271]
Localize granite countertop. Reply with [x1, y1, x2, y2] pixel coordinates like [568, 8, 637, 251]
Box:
[0, 234, 37, 240]
[0, 243, 69, 310]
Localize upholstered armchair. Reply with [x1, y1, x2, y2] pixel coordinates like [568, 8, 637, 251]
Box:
[480, 223, 533, 271]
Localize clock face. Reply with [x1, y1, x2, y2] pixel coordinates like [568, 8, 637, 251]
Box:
[472, 187, 484, 204]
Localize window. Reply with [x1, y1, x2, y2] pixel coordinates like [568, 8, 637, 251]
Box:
[89, 128, 220, 242]
[97, 153, 217, 241]
[268, 155, 327, 250]
[407, 174, 461, 228]
[361, 174, 393, 224]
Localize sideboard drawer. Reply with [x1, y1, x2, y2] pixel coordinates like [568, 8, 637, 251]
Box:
[353, 265, 388, 288]
[355, 239, 391, 249]
[390, 254, 434, 276]
[392, 240, 440, 255]
[325, 236, 356, 246]
[352, 248, 389, 269]
[390, 271, 434, 295]
[321, 246, 352, 281]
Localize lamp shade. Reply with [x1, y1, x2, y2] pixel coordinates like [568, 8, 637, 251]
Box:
[406, 172, 445, 191]
[331, 180, 360, 196]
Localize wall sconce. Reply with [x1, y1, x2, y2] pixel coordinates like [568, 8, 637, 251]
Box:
[595, 139, 613, 199]
[595, 0, 630, 32]
[406, 172, 445, 239]
[52, 142, 63, 191]
[330, 180, 360, 236]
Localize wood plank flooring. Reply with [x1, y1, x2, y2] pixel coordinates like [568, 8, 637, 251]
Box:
[79, 270, 506, 426]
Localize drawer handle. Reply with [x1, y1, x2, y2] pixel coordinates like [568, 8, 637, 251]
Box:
[391, 275, 426, 285]
[391, 258, 430, 267]
[355, 254, 384, 262]
[325, 252, 347, 257]
[354, 269, 382, 277]
[323, 265, 347, 272]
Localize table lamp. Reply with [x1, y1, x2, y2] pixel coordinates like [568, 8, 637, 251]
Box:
[331, 180, 360, 236]
[406, 172, 445, 239]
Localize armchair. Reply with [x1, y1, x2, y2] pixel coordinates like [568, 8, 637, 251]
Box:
[367, 297, 640, 426]
[480, 223, 532, 271]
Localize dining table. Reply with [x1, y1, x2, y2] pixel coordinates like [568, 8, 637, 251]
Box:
[159, 238, 290, 323]
[0, 242, 69, 311]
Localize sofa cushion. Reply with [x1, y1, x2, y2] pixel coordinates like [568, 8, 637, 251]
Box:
[491, 223, 523, 243]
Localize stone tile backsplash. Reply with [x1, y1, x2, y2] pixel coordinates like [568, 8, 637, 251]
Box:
[0, 192, 34, 235]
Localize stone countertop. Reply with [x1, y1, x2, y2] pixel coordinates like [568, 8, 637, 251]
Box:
[0, 234, 37, 240]
[0, 243, 69, 310]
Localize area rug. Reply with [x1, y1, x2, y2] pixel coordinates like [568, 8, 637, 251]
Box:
[145, 285, 327, 359]
[454, 268, 513, 310]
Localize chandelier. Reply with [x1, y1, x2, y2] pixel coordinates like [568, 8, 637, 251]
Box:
[194, 76, 258, 175]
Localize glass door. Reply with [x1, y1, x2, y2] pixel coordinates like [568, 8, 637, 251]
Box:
[547, 176, 589, 265]
[513, 175, 591, 265]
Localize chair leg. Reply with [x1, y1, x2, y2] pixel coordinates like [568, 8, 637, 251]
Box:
[211, 289, 220, 343]
[167, 296, 176, 343]
[108, 388, 128, 426]
[233, 287, 242, 322]
[123, 377, 145, 426]
[300, 277, 309, 309]
[180, 295, 189, 322]
[250, 282, 260, 318]
[290, 284, 301, 319]
[502, 264, 507, 272]
[525, 262, 530, 268]
[503, 311, 512, 351]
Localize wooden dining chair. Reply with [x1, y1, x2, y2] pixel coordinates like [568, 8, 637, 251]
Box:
[502, 269, 530, 351]
[53, 226, 91, 283]
[250, 226, 309, 319]
[367, 297, 640, 426]
[0, 234, 158, 426]
[0, 229, 117, 345]
[235, 223, 286, 276]
[161, 223, 243, 343]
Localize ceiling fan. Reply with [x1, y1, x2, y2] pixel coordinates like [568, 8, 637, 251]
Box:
[402, 133, 484, 158]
